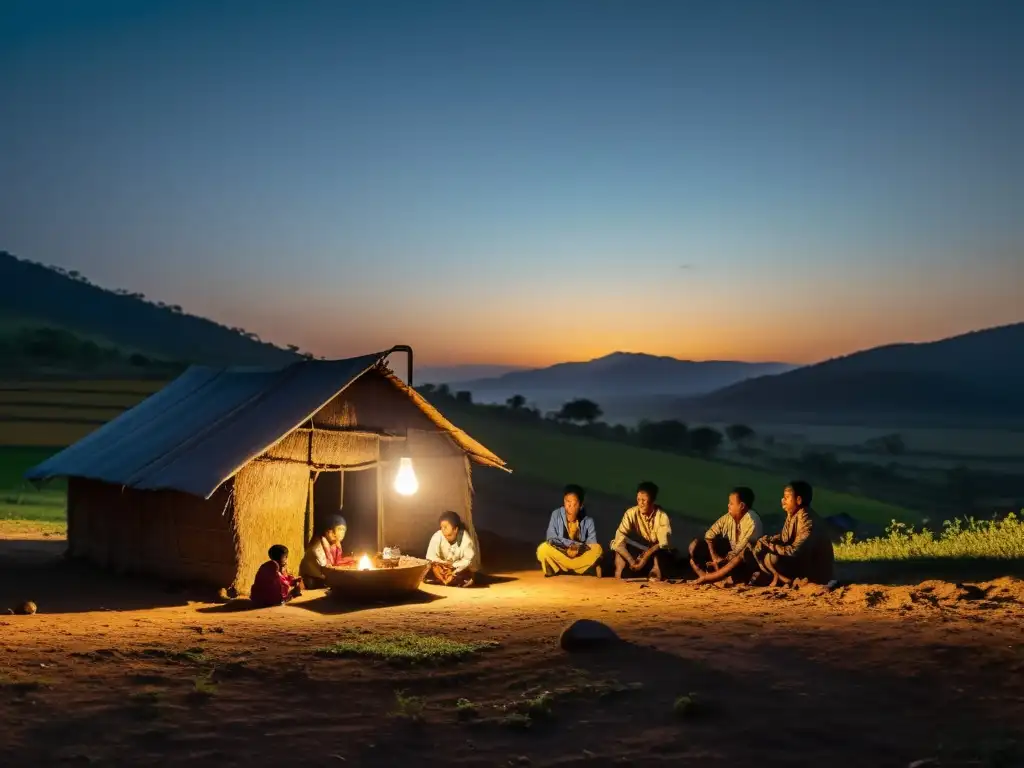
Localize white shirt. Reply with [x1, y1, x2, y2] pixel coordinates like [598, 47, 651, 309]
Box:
[425, 528, 476, 573]
[704, 509, 764, 558]
[611, 505, 673, 553]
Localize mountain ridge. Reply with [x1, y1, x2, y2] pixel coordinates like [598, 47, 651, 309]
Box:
[679, 321, 1024, 418]
[0, 251, 298, 366]
[452, 352, 795, 403]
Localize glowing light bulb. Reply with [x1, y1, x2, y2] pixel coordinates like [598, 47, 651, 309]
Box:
[394, 457, 418, 496]
[358, 554, 372, 571]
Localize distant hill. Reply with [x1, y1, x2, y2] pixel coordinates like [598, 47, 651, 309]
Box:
[456, 352, 794, 407]
[419, 364, 534, 385]
[0, 251, 297, 367]
[683, 323, 1024, 419]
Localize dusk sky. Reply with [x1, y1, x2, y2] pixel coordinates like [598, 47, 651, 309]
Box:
[2, 0, 1021, 367]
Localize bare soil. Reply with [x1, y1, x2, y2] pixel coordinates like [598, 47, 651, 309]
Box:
[2, 474, 1023, 767]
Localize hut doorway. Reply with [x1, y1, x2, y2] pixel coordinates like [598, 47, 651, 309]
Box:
[312, 468, 378, 556]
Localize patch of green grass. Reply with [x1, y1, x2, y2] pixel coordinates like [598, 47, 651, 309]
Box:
[191, 669, 218, 698]
[836, 513, 1024, 562]
[0, 446, 66, 523]
[315, 632, 499, 665]
[455, 697, 478, 720]
[135, 646, 207, 664]
[446, 409, 914, 526]
[496, 690, 558, 726]
[673, 693, 700, 718]
[392, 689, 425, 720]
[521, 691, 554, 720]
[500, 712, 532, 730]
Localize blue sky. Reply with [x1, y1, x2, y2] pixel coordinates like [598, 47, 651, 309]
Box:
[1, 0, 1021, 365]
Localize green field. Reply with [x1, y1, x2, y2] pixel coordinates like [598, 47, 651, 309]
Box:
[447, 409, 915, 526]
[0, 446, 65, 523]
[0, 412, 914, 530]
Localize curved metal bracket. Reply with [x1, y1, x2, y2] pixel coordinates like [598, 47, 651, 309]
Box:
[384, 344, 414, 387]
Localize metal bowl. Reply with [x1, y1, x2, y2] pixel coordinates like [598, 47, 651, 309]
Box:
[323, 555, 430, 601]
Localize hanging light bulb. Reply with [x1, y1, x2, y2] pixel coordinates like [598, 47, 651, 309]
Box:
[394, 456, 419, 495]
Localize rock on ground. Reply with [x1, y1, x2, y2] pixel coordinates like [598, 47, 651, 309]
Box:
[559, 619, 620, 651]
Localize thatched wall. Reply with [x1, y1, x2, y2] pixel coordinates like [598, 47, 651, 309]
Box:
[334, 370, 443, 434]
[264, 429, 379, 468]
[66, 477, 236, 587]
[232, 460, 309, 594]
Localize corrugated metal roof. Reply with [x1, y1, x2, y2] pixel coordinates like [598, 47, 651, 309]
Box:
[25, 353, 507, 498]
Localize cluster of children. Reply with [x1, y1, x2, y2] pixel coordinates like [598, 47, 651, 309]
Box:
[249, 513, 353, 607]
[249, 509, 479, 606]
[539, 479, 835, 587]
[250, 477, 835, 606]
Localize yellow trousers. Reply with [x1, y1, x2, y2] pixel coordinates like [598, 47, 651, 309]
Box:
[536, 542, 603, 575]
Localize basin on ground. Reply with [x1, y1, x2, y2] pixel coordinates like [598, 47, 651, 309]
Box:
[324, 556, 430, 601]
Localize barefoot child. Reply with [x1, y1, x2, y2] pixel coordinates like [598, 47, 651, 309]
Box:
[251, 544, 303, 607]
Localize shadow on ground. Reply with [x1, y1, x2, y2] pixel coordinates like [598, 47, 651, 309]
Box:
[285, 589, 446, 615]
[0, 538, 207, 614]
[838, 557, 1024, 585]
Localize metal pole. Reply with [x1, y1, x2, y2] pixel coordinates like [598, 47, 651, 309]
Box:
[385, 344, 414, 388]
[304, 422, 314, 546]
[375, 435, 384, 553]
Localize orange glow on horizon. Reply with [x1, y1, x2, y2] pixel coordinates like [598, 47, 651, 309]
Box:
[198, 264, 1023, 371]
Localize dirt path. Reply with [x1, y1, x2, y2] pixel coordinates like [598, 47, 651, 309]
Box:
[2, 522, 1023, 767]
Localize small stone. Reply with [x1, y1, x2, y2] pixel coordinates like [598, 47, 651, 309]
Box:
[907, 760, 938, 768]
[559, 619, 620, 652]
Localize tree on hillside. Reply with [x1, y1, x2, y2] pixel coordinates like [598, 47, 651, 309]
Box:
[417, 383, 436, 396]
[435, 383, 452, 398]
[636, 419, 689, 452]
[800, 450, 842, 479]
[866, 433, 906, 456]
[689, 426, 724, 458]
[455, 390, 473, 404]
[725, 424, 756, 444]
[556, 398, 603, 425]
[506, 394, 526, 410]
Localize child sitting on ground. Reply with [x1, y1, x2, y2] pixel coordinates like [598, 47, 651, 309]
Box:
[250, 544, 303, 607]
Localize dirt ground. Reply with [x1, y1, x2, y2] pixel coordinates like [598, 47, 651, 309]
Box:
[2, 472, 1023, 767]
[2, 511, 1023, 768]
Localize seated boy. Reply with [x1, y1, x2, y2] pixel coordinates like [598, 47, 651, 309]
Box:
[751, 481, 835, 587]
[612, 481, 673, 580]
[536, 484, 603, 576]
[689, 486, 763, 585]
[250, 544, 303, 607]
[424, 510, 477, 587]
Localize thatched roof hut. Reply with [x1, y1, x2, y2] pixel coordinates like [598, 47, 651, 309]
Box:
[25, 352, 507, 592]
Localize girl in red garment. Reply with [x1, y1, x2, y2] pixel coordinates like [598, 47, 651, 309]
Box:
[250, 545, 302, 607]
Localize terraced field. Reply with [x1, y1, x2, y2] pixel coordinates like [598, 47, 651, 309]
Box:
[0, 380, 162, 446]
